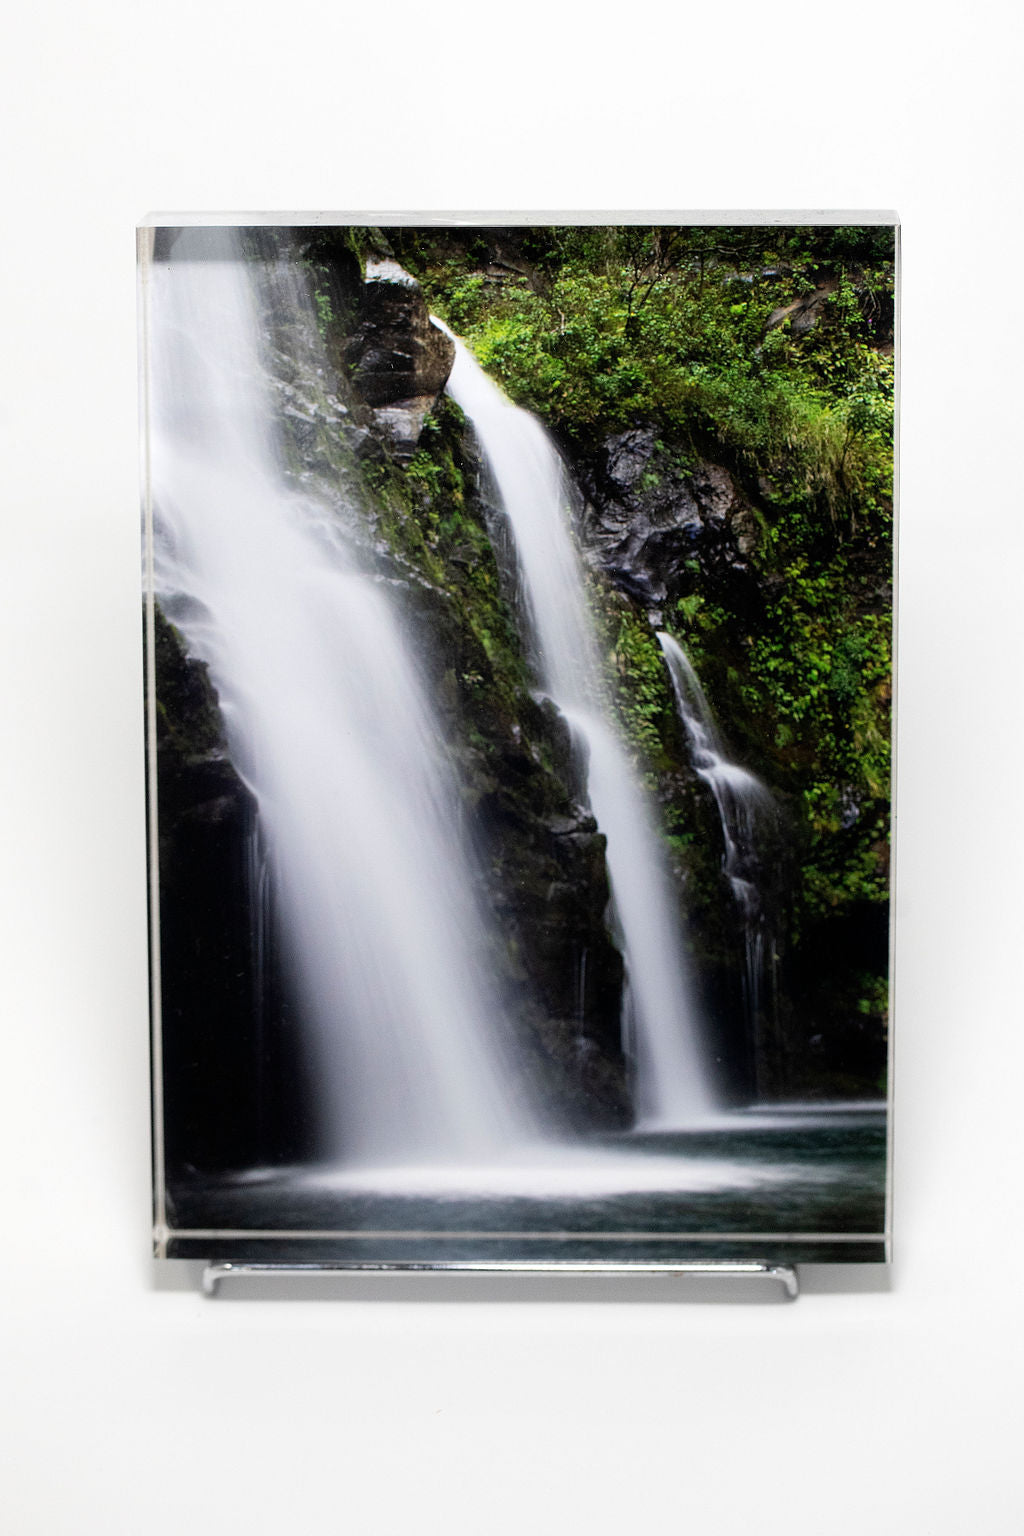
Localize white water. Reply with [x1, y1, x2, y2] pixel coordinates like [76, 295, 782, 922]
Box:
[442, 330, 715, 1125]
[145, 230, 530, 1163]
[657, 632, 776, 1036]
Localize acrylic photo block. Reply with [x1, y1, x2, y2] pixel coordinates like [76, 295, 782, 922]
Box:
[140, 215, 896, 1276]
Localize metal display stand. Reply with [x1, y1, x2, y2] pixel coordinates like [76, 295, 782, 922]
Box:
[201, 1259, 800, 1298]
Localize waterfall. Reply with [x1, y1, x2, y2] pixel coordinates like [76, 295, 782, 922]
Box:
[144, 229, 531, 1164]
[657, 632, 777, 1047]
[441, 329, 715, 1125]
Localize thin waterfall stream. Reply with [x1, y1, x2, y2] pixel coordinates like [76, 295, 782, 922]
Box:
[657, 632, 778, 1048]
[441, 328, 716, 1126]
[657, 629, 776, 1050]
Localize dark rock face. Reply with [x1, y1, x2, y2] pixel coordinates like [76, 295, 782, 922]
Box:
[397, 535, 629, 1128]
[435, 439, 631, 1122]
[151, 608, 316, 1178]
[783, 900, 891, 1099]
[345, 260, 456, 456]
[474, 721, 629, 1125]
[578, 429, 762, 618]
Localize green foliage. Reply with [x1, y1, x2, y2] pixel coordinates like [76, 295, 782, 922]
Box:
[388, 223, 894, 1057]
[358, 398, 533, 729]
[313, 286, 334, 339]
[606, 611, 675, 771]
[675, 593, 704, 625]
[407, 227, 893, 493]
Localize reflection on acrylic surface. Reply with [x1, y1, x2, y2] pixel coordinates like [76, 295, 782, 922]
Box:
[143, 223, 894, 1264]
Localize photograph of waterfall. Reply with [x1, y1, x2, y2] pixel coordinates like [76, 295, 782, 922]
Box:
[141, 217, 895, 1267]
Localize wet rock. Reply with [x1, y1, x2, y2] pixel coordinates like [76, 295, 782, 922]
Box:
[385, 511, 628, 1125]
[345, 260, 455, 454]
[480, 775, 628, 1123]
[152, 607, 314, 1174]
[579, 433, 762, 614]
[152, 604, 230, 765]
[340, 423, 381, 461]
[606, 426, 659, 489]
[369, 396, 438, 459]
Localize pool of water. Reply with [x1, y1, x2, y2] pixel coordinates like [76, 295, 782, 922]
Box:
[165, 1105, 887, 1265]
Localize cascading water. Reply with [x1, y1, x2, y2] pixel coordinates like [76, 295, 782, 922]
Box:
[657, 632, 777, 1046]
[145, 229, 531, 1163]
[441, 329, 715, 1126]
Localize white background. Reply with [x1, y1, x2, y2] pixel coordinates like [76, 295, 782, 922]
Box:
[2, 3, 1021, 1531]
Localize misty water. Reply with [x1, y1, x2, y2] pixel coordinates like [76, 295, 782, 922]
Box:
[442, 329, 713, 1127]
[148, 230, 529, 1162]
[145, 234, 885, 1255]
[658, 631, 778, 1045]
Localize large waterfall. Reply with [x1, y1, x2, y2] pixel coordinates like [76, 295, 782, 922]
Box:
[145, 230, 531, 1163]
[442, 332, 715, 1126]
[658, 632, 777, 1045]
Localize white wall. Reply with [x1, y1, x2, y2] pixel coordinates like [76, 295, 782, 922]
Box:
[2, 4, 1021, 1531]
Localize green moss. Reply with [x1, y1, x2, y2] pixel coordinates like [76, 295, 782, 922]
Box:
[604, 608, 676, 774]
[399, 226, 893, 926]
[355, 397, 536, 735]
